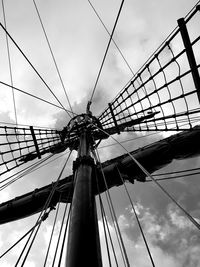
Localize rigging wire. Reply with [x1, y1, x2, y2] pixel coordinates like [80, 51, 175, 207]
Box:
[57, 204, 72, 266]
[14, 209, 53, 266]
[0, 121, 58, 129]
[0, 153, 55, 191]
[106, 0, 200, 104]
[87, 0, 156, 112]
[0, 153, 57, 187]
[147, 171, 200, 182]
[32, 0, 74, 116]
[94, 124, 200, 232]
[87, 0, 134, 76]
[89, 0, 125, 106]
[0, 22, 74, 118]
[0, 80, 67, 112]
[93, 148, 130, 267]
[43, 199, 61, 266]
[99, 199, 113, 267]
[98, 118, 200, 150]
[1, 0, 18, 125]
[94, 165, 113, 267]
[93, 151, 126, 267]
[99, 198, 119, 267]
[117, 167, 155, 267]
[14, 150, 72, 266]
[52, 203, 69, 267]
[153, 167, 200, 177]
[0, 221, 40, 259]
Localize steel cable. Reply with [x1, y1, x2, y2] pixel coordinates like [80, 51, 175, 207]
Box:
[1, 0, 18, 125]
[0, 22, 73, 117]
[89, 0, 125, 106]
[94, 124, 200, 232]
[32, 0, 74, 116]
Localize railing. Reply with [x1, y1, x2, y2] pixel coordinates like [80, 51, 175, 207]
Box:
[0, 125, 60, 176]
[99, 6, 200, 132]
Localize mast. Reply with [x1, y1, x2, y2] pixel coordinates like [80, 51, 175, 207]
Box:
[66, 115, 102, 266]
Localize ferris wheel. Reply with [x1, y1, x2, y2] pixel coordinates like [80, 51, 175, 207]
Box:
[0, 0, 200, 266]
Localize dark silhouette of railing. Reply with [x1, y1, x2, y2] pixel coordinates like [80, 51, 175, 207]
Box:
[99, 6, 200, 132]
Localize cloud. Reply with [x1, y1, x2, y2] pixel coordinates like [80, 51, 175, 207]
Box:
[99, 200, 200, 266]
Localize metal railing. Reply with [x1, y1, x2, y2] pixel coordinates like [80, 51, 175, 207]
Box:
[99, 6, 200, 132]
[0, 125, 60, 176]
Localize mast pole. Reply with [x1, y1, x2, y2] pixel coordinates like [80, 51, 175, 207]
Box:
[66, 127, 102, 266]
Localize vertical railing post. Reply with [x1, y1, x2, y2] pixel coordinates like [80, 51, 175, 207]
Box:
[66, 130, 102, 267]
[178, 17, 200, 103]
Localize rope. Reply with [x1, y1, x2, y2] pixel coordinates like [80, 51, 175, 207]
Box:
[94, 124, 200, 232]
[92, 151, 126, 267]
[14, 151, 72, 265]
[0, 22, 73, 117]
[57, 205, 72, 266]
[117, 168, 155, 267]
[52, 203, 69, 267]
[43, 200, 61, 266]
[0, 154, 54, 191]
[94, 165, 112, 266]
[87, 0, 133, 76]
[0, 80, 67, 112]
[87, 0, 156, 112]
[94, 148, 130, 267]
[146, 171, 200, 182]
[0, 222, 40, 259]
[32, 0, 74, 116]
[1, 0, 18, 125]
[89, 0, 125, 106]
[100, 198, 119, 267]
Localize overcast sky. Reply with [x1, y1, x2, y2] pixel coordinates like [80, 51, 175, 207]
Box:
[0, 0, 200, 266]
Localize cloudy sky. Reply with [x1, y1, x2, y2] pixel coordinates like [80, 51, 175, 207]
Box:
[0, 0, 200, 266]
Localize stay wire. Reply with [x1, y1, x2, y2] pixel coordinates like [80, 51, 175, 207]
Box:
[57, 204, 72, 266]
[90, 0, 125, 105]
[0, 22, 73, 117]
[94, 124, 200, 232]
[99, 199, 113, 267]
[32, 0, 73, 116]
[0, 154, 54, 191]
[100, 197, 119, 267]
[93, 148, 130, 267]
[43, 198, 61, 267]
[153, 167, 200, 177]
[20, 220, 43, 267]
[87, 0, 156, 111]
[148, 172, 200, 182]
[14, 208, 52, 267]
[1, 0, 18, 125]
[52, 202, 69, 267]
[87, 0, 133, 76]
[92, 152, 125, 267]
[0, 221, 40, 259]
[52, 170, 75, 266]
[117, 167, 155, 267]
[0, 80, 67, 112]
[94, 164, 112, 267]
[15, 150, 72, 266]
